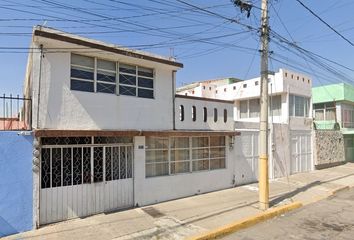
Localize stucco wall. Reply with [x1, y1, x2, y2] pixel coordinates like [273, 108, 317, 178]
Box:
[175, 97, 234, 131]
[30, 42, 177, 131]
[272, 124, 291, 178]
[133, 136, 235, 206]
[313, 130, 345, 168]
[0, 131, 33, 237]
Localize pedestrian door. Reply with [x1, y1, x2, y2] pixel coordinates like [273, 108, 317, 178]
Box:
[39, 137, 134, 225]
[290, 132, 312, 174]
[235, 131, 259, 185]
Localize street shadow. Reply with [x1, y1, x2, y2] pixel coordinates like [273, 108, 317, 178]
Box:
[270, 171, 354, 206]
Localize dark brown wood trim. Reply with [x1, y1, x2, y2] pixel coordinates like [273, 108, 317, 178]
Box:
[143, 130, 240, 137]
[34, 30, 183, 68]
[34, 129, 240, 137]
[175, 94, 235, 104]
[34, 129, 141, 137]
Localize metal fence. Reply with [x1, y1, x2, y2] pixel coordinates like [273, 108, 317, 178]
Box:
[0, 94, 32, 131]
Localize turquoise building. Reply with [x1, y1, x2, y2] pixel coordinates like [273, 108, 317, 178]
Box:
[312, 83, 354, 162]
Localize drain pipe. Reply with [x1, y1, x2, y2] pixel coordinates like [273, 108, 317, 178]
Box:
[36, 44, 43, 129]
[172, 70, 177, 130]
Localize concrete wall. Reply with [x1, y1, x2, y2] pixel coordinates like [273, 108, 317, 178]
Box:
[271, 124, 291, 178]
[0, 131, 33, 237]
[313, 130, 345, 168]
[175, 97, 234, 131]
[133, 136, 235, 206]
[30, 40, 179, 131]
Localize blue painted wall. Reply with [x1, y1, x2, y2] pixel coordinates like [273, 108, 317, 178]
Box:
[0, 131, 33, 237]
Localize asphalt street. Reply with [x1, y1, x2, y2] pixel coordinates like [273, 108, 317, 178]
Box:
[223, 188, 354, 240]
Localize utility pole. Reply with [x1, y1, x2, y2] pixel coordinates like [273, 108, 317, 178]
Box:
[259, 0, 270, 210]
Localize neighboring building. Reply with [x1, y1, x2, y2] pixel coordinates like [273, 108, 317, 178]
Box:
[177, 69, 314, 183]
[23, 26, 237, 227]
[312, 83, 354, 162]
[177, 77, 242, 99]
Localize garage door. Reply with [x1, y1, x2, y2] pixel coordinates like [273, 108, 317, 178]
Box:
[40, 137, 134, 225]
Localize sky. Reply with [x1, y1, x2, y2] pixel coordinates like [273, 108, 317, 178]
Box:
[1, 0, 354, 96]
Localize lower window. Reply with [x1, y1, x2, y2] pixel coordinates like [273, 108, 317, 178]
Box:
[145, 136, 226, 177]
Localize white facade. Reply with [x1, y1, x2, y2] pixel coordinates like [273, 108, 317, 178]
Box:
[175, 95, 234, 131]
[177, 69, 314, 183]
[25, 27, 238, 226]
[26, 28, 181, 131]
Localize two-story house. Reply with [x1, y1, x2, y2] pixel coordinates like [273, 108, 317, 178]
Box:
[177, 69, 313, 184]
[313, 83, 354, 162]
[24, 26, 238, 226]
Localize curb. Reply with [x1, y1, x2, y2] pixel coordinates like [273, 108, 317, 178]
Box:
[331, 186, 350, 196]
[187, 202, 303, 240]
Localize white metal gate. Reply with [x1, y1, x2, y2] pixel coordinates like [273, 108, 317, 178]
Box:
[39, 137, 134, 225]
[290, 132, 312, 174]
[235, 131, 259, 185]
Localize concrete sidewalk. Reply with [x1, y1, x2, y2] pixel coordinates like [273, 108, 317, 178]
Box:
[5, 163, 354, 240]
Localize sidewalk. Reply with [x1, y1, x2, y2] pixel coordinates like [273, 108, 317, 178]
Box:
[5, 163, 354, 240]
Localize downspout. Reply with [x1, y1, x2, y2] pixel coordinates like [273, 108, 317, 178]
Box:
[172, 70, 177, 130]
[36, 44, 43, 129]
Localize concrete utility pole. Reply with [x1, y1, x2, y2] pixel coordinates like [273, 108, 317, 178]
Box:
[259, 0, 270, 210]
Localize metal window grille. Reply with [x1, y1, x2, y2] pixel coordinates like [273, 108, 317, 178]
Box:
[40, 137, 133, 189]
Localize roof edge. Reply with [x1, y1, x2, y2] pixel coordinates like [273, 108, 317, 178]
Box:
[33, 29, 183, 68]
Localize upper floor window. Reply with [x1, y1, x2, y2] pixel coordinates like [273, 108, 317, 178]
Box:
[313, 103, 335, 121]
[97, 59, 116, 94]
[203, 107, 207, 122]
[192, 106, 196, 122]
[240, 100, 248, 119]
[239, 96, 281, 119]
[214, 108, 218, 122]
[249, 99, 260, 118]
[270, 95, 282, 117]
[70, 54, 95, 92]
[289, 94, 310, 117]
[179, 105, 184, 121]
[223, 109, 227, 123]
[70, 54, 154, 99]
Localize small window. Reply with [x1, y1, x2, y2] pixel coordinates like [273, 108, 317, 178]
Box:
[243, 84, 247, 88]
[214, 108, 218, 122]
[192, 90, 195, 94]
[216, 90, 218, 94]
[302, 77, 305, 81]
[209, 87, 212, 91]
[223, 109, 227, 123]
[297, 76, 299, 80]
[224, 88, 227, 92]
[180, 105, 184, 121]
[255, 81, 259, 86]
[185, 93, 188, 96]
[291, 74, 293, 79]
[203, 107, 207, 122]
[308, 79, 310, 84]
[285, 72, 288, 77]
[192, 106, 196, 122]
[233, 86, 236, 90]
[203, 86, 206, 90]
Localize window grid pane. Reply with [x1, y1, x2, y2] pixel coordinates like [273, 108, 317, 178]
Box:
[70, 54, 154, 98]
[145, 136, 226, 177]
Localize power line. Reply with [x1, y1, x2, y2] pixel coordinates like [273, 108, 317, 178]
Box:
[295, 0, 354, 47]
